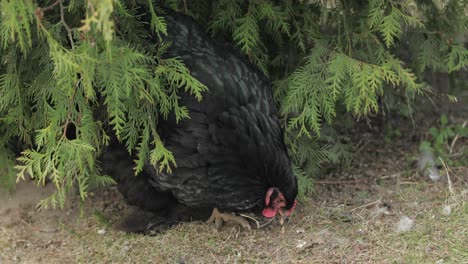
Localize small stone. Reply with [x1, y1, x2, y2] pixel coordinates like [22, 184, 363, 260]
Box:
[296, 240, 307, 249]
[296, 228, 305, 234]
[97, 229, 106, 235]
[121, 245, 130, 252]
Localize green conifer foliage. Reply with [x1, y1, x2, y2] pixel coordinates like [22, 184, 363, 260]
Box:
[0, 0, 207, 208]
[1, 0, 467, 206]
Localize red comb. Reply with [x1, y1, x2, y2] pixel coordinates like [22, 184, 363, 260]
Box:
[264, 187, 276, 206]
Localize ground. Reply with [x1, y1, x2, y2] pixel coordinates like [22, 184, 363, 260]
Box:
[0, 76, 467, 263]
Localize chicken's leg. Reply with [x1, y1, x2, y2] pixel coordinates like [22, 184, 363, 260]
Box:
[206, 208, 251, 230]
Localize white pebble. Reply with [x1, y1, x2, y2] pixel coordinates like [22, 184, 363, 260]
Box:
[296, 228, 305, 234]
[97, 229, 106, 235]
[296, 240, 307, 249]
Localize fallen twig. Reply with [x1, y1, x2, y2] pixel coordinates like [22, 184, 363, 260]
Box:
[241, 214, 276, 229]
[378, 172, 402, 180]
[439, 158, 455, 196]
[399, 181, 419, 185]
[350, 199, 381, 212]
[449, 120, 467, 155]
[20, 218, 60, 233]
[259, 217, 275, 228]
[239, 213, 260, 229]
[356, 140, 371, 153]
[315, 180, 365, 185]
[208, 251, 221, 264]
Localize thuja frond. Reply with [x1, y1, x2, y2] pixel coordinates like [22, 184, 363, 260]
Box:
[16, 139, 100, 209]
[0, 140, 16, 190]
[0, 0, 35, 52]
[411, 34, 447, 73]
[446, 44, 468, 72]
[79, 0, 115, 43]
[282, 40, 334, 137]
[208, 0, 243, 34]
[368, 0, 423, 47]
[233, 12, 260, 57]
[326, 52, 421, 115]
[98, 44, 153, 138]
[286, 129, 354, 196]
[155, 56, 208, 102]
[0, 54, 33, 144]
[256, 0, 290, 36]
[293, 165, 314, 201]
[146, 0, 167, 37]
[150, 138, 176, 173]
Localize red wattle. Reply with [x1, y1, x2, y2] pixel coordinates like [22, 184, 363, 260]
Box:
[284, 208, 294, 217]
[284, 199, 298, 216]
[262, 207, 278, 218]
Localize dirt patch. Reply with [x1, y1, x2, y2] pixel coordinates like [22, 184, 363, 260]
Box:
[0, 181, 56, 228]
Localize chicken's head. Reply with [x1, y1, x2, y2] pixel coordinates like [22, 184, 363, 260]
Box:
[261, 187, 297, 218]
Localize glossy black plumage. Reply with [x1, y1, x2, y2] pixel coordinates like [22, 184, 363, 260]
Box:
[102, 12, 297, 232]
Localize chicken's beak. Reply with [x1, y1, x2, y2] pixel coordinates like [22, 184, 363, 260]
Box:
[278, 207, 295, 225]
[279, 213, 285, 225]
[278, 209, 286, 225]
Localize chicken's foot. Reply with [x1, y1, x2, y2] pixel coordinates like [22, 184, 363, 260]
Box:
[206, 208, 251, 230]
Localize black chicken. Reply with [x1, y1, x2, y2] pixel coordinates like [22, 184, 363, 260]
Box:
[102, 11, 298, 233]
